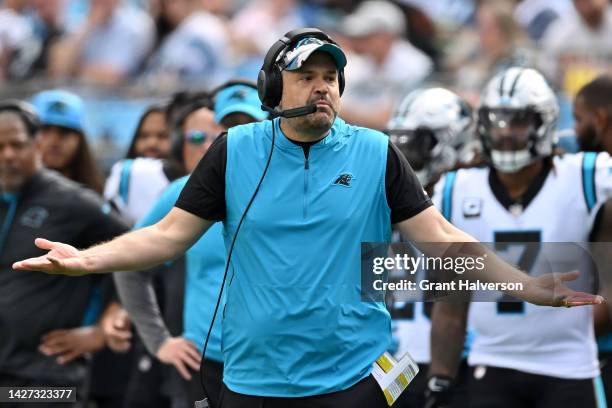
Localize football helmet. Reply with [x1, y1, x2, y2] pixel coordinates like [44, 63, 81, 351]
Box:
[477, 67, 559, 173]
[386, 87, 475, 186]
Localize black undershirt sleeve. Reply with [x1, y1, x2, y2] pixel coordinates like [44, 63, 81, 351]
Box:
[175, 132, 227, 221]
[385, 141, 433, 224]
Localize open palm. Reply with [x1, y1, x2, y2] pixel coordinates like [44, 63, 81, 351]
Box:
[12, 238, 90, 275]
[525, 271, 604, 307]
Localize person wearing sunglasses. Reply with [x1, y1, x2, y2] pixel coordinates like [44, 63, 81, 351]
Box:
[114, 84, 266, 408]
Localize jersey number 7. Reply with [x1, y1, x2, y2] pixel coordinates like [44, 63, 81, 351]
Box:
[494, 230, 542, 314]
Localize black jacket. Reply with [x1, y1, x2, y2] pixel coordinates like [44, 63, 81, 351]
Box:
[0, 169, 128, 383]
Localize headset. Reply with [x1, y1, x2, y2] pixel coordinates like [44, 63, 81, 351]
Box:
[0, 99, 40, 136]
[195, 29, 345, 408]
[257, 27, 345, 117]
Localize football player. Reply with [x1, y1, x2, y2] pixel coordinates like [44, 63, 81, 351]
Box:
[428, 67, 612, 408]
[385, 87, 476, 407]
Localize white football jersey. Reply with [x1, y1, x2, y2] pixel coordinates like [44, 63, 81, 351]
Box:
[104, 158, 172, 225]
[391, 301, 431, 364]
[432, 152, 612, 379]
[388, 234, 432, 363]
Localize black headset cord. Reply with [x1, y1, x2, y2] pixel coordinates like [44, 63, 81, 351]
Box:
[195, 121, 278, 408]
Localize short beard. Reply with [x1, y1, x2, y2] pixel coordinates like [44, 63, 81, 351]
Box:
[289, 111, 336, 139]
[578, 125, 602, 152]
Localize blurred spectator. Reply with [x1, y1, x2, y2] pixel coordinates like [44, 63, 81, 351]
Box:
[541, 0, 612, 96]
[24, 0, 66, 79]
[574, 74, 612, 152]
[230, 0, 309, 77]
[231, 0, 306, 57]
[49, 0, 155, 87]
[397, 0, 475, 28]
[446, 0, 535, 99]
[201, 0, 235, 17]
[0, 0, 37, 82]
[339, 0, 433, 129]
[513, 0, 573, 41]
[148, 0, 193, 50]
[0, 100, 128, 405]
[124, 104, 171, 160]
[143, 2, 229, 91]
[32, 89, 104, 194]
[397, 2, 442, 69]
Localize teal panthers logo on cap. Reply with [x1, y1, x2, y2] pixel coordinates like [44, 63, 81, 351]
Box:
[229, 89, 248, 101]
[49, 101, 68, 114]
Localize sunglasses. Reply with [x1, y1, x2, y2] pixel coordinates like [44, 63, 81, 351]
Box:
[184, 130, 208, 145]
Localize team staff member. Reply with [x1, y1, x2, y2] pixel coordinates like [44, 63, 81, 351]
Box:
[33, 88, 133, 408]
[114, 86, 256, 407]
[0, 100, 128, 406]
[385, 87, 476, 408]
[114, 82, 266, 408]
[574, 75, 612, 153]
[574, 74, 612, 402]
[107, 94, 214, 408]
[13, 30, 603, 407]
[32, 89, 104, 194]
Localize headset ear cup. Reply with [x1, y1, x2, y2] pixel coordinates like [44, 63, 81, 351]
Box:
[257, 70, 268, 104]
[265, 65, 283, 108]
[339, 70, 345, 96]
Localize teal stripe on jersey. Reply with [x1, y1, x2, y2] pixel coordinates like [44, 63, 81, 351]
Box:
[119, 159, 134, 204]
[594, 375, 608, 408]
[582, 152, 597, 212]
[442, 171, 457, 221]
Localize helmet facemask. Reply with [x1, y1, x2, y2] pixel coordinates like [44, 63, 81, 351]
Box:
[478, 106, 547, 173]
[478, 67, 559, 174]
[387, 88, 476, 187]
[389, 126, 460, 186]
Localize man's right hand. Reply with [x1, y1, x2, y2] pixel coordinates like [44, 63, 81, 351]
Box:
[12, 238, 90, 275]
[156, 337, 202, 380]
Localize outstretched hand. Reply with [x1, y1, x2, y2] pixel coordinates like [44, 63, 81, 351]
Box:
[12, 238, 90, 276]
[523, 271, 604, 307]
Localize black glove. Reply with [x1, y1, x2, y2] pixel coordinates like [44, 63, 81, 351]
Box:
[424, 375, 454, 408]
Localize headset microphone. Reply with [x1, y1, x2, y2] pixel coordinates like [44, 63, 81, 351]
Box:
[261, 104, 317, 118]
